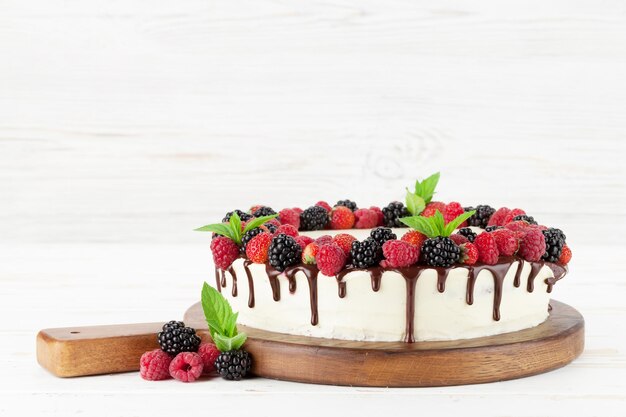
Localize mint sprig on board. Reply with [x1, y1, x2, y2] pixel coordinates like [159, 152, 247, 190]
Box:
[405, 172, 440, 215]
[201, 282, 247, 352]
[399, 209, 475, 238]
[194, 212, 278, 246]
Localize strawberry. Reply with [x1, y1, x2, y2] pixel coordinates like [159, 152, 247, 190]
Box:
[332, 233, 356, 257]
[330, 206, 355, 230]
[245, 232, 273, 263]
[422, 201, 446, 218]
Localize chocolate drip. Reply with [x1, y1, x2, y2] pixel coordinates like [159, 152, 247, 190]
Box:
[545, 263, 567, 293]
[240, 256, 567, 342]
[243, 260, 255, 308]
[265, 264, 282, 301]
[214, 267, 222, 293]
[466, 260, 517, 321]
[436, 267, 449, 293]
[265, 264, 320, 326]
[336, 276, 347, 298]
[527, 262, 545, 293]
[227, 266, 237, 297]
[513, 259, 524, 288]
[220, 269, 227, 288]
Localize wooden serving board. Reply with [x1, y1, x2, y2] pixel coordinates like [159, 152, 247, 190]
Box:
[37, 300, 584, 386]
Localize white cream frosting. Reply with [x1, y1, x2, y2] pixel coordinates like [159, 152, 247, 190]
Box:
[217, 228, 556, 342]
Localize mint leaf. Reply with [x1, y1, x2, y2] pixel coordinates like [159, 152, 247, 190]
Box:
[420, 172, 440, 204]
[399, 215, 437, 238]
[433, 210, 446, 235]
[243, 214, 279, 233]
[213, 332, 247, 352]
[194, 223, 235, 240]
[201, 282, 234, 339]
[405, 190, 425, 216]
[443, 210, 475, 236]
[229, 212, 243, 245]
[414, 180, 423, 198]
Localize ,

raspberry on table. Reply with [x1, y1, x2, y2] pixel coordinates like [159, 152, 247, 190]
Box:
[169, 352, 204, 383]
[140, 349, 172, 381]
[198, 343, 221, 375]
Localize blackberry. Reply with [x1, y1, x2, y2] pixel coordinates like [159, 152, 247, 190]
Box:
[420, 236, 460, 267]
[485, 225, 502, 232]
[300, 206, 329, 231]
[458, 227, 477, 242]
[350, 238, 383, 268]
[214, 349, 252, 380]
[268, 233, 302, 271]
[370, 227, 397, 245]
[513, 214, 538, 225]
[542, 228, 566, 262]
[264, 222, 278, 233]
[241, 227, 263, 252]
[464, 205, 496, 229]
[157, 321, 201, 356]
[335, 199, 358, 212]
[222, 209, 253, 223]
[252, 206, 276, 217]
[382, 201, 410, 228]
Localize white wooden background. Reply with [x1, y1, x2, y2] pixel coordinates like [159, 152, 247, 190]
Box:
[1, 0, 626, 415]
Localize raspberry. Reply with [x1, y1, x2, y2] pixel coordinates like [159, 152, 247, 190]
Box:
[444, 202, 465, 225]
[450, 234, 469, 245]
[503, 208, 526, 225]
[474, 232, 499, 265]
[169, 352, 204, 383]
[401, 230, 427, 248]
[252, 206, 277, 218]
[245, 232, 273, 263]
[335, 199, 358, 211]
[491, 229, 519, 256]
[294, 235, 314, 251]
[369, 206, 385, 226]
[422, 201, 446, 218]
[317, 243, 347, 276]
[210, 236, 240, 270]
[302, 242, 320, 264]
[330, 206, 355, 230]
[198, 343, 220, 375]
[315, 201, 332, 212]
[315, 235, 333, 245]
[381, 240, 419, 268]
[505, 220, 531, 233]
[275, 224, 299, 237]
[487, 207, 510, 227]
[354, 208, 379, 229]
[382, 201, 409, 227]
[459, 242, 479, 265]
[518, 228, 546, 262]
[278, 208, 301, 229]
[559, 245, 572, 265]
[332, 233, 357, 257]
[292, 207, 303, 214]
[140, 349, 172, 381]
